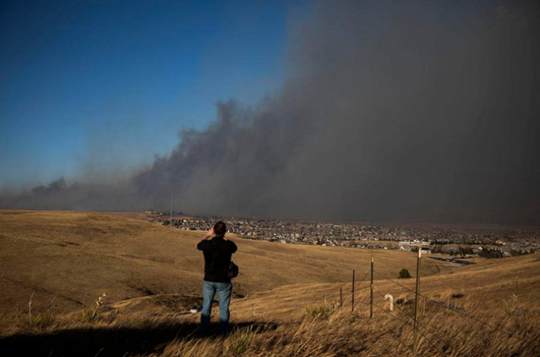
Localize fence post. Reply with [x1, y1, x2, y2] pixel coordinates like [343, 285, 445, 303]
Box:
[340, 287, 343, 308]
[170, 194, 173, 227]
[370, 256, 374, 319]
[352, 270, 355, 312]
[413, 248, 422, 355]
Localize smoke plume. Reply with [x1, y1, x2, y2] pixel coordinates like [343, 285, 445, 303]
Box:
[2, 1, 540, 225]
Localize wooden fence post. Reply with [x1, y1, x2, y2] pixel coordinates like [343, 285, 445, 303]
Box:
[370, 256, 374, 319]
[413, 248, 422, 355]
[352, 270, 355, 312]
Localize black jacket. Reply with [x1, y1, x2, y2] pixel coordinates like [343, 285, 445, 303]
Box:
[197, 237, 237, 282]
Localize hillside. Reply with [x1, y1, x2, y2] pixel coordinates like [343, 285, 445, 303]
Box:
[0, 210, 444, 319]
[1, 210, 538, 356]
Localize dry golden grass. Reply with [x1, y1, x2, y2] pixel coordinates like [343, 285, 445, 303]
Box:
[149, 254, 540, 357]
[1, 210, 539, 356]
[0, 209, 443, 318]
[153, 309, 540, 357]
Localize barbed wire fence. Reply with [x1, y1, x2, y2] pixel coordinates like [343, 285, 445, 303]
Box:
[329, 251, 527, 356]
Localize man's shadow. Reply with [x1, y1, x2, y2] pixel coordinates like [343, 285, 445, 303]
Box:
[0, 320, 278, 357]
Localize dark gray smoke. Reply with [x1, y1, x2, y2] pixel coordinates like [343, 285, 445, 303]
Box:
[2, 0, 540, 225]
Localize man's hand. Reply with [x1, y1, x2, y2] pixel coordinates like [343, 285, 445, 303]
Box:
[195, 227, 215, 248]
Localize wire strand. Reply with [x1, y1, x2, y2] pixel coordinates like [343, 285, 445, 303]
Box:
[373, 270, 518, 337]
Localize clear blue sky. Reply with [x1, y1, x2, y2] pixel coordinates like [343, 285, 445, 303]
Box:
[0, 0, 301, 187]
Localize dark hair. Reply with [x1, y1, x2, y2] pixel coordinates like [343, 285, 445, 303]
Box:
[214, 221, 227, 236]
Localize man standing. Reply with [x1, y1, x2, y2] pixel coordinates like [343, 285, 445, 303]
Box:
[196, 221, 237, 337]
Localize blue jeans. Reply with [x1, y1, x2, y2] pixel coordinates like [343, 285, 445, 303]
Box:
[201, 280, 233, 337]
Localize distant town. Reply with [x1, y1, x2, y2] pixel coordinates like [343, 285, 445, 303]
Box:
[148, 211, 539, 258]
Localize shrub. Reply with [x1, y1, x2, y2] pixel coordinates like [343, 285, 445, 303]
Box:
[81, 307, 97, 323]
[21, 292, 56, 330]
[15, 310, 56, 330]
[305, 302, 334, 319]
[226, 327, 255, 356]
[397, 268, 411, 279]
[32, 311, 55, 329]
[501, 294, 520, 316]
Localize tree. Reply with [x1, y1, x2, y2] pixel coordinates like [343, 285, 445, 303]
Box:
[479, 248, 503, 259]
[398, 268, 411, 279]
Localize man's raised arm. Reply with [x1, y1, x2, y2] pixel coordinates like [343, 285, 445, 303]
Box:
[195, 227, 215, 249]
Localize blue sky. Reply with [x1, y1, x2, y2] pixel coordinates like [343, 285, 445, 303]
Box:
[0, 0, 302, 187]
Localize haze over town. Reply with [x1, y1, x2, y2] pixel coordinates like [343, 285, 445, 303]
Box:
[1, 0, 539, 226]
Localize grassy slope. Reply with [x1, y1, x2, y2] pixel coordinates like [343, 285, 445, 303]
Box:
[0, 210, 443, 317]
[1, 210, 539, 357]
[228, 254, 540, 322]
[168, 252, 540, 357]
